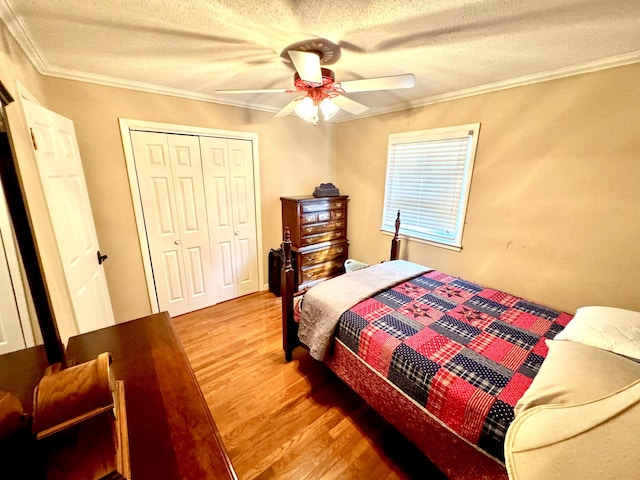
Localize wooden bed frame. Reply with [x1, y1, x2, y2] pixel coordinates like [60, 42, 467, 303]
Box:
[281, 210, 401, 362]
[279, 211, 509, 479]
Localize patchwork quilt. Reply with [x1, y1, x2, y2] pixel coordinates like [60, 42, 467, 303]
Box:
[335, 270, 573, 461]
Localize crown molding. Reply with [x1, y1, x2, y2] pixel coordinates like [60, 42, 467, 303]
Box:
[42, 64, 283, 113]
[340, 50, 640, 122]
[408, 50, 640, 108]
[0, 0, 50, 73]
[2, 0, 639, 121]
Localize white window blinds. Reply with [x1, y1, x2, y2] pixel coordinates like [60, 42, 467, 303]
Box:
[382, 124, 480, 249]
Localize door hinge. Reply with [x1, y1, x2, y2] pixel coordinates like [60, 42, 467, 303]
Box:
[29, 128, 38, 150]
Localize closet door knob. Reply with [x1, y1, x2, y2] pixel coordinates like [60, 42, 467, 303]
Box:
[174, 239, 181, 245]
[234, 230, 240, 236]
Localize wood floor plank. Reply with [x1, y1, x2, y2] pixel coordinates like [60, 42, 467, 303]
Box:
[173, 292, 446, 479]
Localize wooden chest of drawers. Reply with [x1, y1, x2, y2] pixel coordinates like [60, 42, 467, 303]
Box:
[281, 195, 348, 290]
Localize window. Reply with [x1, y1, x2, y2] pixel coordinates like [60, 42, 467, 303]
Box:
[381, 123, 480, 250]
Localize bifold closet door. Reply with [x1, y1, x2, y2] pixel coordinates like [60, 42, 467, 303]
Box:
[131, 131, 215, 317]
[200, 137, 259, 302]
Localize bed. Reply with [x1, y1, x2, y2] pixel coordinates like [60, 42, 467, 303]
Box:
[280, 222, 640, 479]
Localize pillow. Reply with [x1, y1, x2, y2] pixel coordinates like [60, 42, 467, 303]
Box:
[515, 339, 640, 416]
[553, 306, 640, 360]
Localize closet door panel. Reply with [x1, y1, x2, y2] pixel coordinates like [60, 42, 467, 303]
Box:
[163, 250, 186, 302]
[200, 137, 237, 302]
[236, 237, 252, 283]
[151, 178, 177, 235]
[228, 140, 259, 295]
[217, 241, 234, 288]
[131, 131, 189, 316]
[167, 134, 215, 311]
[185, 246, 207, 297]
[176, 177, 198, 231]
[213, 178, 231, 227]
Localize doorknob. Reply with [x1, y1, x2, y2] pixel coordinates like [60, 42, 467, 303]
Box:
[174, 239, 181, 245]
[97, 250, 108, 265]
[234, 231, 239, 236]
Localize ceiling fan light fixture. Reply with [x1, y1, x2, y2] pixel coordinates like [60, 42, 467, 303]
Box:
[319, 97, 339, 120]
[294, 96, 319, 124]
[216, 48, 414, 122]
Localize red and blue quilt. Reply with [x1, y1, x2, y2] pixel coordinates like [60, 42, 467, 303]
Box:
[334, 270, 573, 461]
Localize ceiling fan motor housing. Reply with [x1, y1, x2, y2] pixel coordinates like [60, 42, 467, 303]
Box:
[293, 68, 343, 104]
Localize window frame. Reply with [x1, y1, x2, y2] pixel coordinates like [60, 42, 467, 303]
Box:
[381, 123, 480, 251]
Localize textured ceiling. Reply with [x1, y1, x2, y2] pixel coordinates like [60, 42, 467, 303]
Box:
[2, 0, 640, 120]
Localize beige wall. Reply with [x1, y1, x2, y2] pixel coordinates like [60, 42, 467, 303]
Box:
[334, 63, 640, 313]
[42, 78, 336, 322]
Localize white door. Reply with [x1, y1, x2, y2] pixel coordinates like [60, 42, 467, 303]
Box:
[22, 100, 115, 333]
[200, 137, 259, 302]
[130, 131, 215, 316]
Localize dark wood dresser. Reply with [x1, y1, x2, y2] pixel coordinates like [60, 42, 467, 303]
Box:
[0, 313, 237, 480]
[281, 195, 348, 290]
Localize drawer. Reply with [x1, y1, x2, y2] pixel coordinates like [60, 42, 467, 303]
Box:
[300, 259, 345, 283]
[300, 219, 345, 236]
[299, 243, 347, 267]
[301, 209, 345, 225]
[332, 209, 345, 221]
[300, 198, 346, 214]
[299, 229, 345, 246]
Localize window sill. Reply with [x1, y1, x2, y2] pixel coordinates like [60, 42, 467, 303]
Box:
[380, 229, 462, 252]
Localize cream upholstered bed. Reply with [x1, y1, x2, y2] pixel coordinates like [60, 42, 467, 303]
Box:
[505, 306, 640, 480]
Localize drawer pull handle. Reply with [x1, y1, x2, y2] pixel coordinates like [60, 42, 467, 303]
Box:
[337, 248, 343, 253]
[336, 202, 343, 207]
[306, 256, 315, 262]
[306, 272, 314, 278]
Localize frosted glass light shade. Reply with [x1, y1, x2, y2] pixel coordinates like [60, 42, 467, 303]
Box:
[319, 98, 339, 120]
[295, 97, 319, 124]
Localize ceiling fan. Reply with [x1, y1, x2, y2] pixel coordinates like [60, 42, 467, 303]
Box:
[215, 43, 415, 124]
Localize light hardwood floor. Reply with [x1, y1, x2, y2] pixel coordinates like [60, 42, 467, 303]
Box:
[173, 291, 447, 480]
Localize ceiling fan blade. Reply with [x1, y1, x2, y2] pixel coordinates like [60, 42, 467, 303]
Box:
[339, 74, 416, 93]
[331, 95, 369, 115]
[274, 96, 303, 118]
[215, 88, 290, 94]
[288, 50, 322, 84]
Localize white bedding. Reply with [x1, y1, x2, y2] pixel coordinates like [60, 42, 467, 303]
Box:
[298, 260, 430, 361]
[553, 306, 640, 360]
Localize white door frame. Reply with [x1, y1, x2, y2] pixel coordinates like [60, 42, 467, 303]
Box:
[119, 118, 264, 313]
